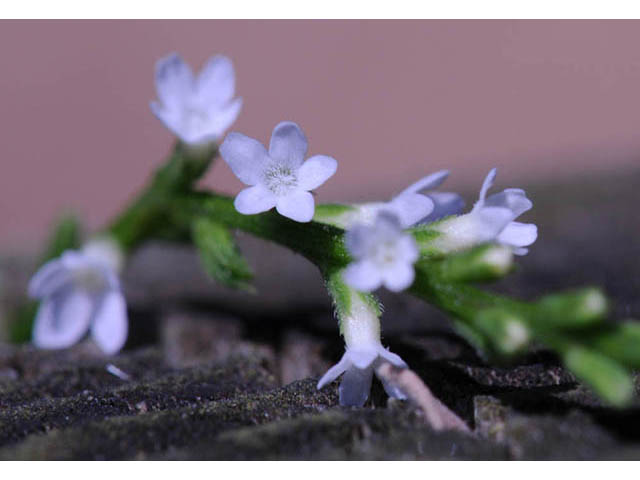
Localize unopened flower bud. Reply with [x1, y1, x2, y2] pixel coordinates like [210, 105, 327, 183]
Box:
[438, 244, 514, 283]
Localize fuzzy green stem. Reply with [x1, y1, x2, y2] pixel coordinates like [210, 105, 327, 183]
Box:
[325, 272, 382, 345]
[161, 190, 381, 346]
[107, 142, 217, 251]
[177, 192, 350, 274]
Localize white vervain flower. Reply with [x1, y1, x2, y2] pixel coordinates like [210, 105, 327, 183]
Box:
[403, 170, 466, 225]
[343, 212, 419, 292]
[27, 238, 128, 355]
[316, 170, 464, 229]
[317, 290, 407, 406]
[317, 343, 407, 407]
[151, 53, 242, 146]
[432, 168, 538, 255]
[220, 121, 338, 223]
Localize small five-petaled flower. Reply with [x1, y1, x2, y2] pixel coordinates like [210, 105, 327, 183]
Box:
[151, 53, 243, 146]
[317, 341, 408, 407]
[343, 212, 419, 292]
[367, 169, 465, 228]
[220, 121, 338, 223]
[28, 239, 128, 355]
[433, 168, 538, 255]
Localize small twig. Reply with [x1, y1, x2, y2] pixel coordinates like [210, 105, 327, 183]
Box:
[105, 363, 131, 381]
[375, 362, 470, 434]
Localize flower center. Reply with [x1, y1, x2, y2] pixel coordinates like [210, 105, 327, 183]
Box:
[183, 107, 210, 135]
[263, 164, 298, 196]
[73, 267, 107, 293]
[370, 240, 400, 268]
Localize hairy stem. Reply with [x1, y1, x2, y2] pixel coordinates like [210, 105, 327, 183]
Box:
[107, 142, 217, 251]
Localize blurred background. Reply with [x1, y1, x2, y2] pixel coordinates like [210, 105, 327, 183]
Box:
[1, 20, 640, 253]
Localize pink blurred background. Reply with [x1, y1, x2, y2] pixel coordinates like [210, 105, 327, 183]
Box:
[1, 20, 640, 252]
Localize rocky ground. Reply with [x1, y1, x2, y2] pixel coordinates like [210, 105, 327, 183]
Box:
[0, 168, 639, 460]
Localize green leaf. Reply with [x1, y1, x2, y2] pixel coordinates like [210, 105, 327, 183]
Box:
[8, 301, 38, 344]
[563, 346, 634, 407]
[191, 217, 254, 291]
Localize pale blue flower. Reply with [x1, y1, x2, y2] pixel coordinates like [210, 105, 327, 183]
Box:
[28, 239, 128, 355]
[343, 212, 419, 292]
[151, 53, 242, 146]
[317, 343, 407, 407]
[220, 121, 338, 223]
[318, 170, 464, 229]
[433, 168, 538, 255]
[397, 170, 465, 225]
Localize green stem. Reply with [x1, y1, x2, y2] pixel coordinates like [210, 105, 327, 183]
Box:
[165, 191, 380, 345]
[325, 271, 382, 344]
[178, 192, 350, 274]
[107, 142, 217, 251]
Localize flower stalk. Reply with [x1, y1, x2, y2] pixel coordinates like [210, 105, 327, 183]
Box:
[107, 141, 218, 252]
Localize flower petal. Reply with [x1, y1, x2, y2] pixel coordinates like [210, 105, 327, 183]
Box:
[339, 366, 374, 407]
[374, 211, 404, 239]
[150, 101, 187, 141]
[296, 155, 337, 191]
[497, 221, 538, 248]
[32, 290, 93, 350]
[234, 185, 277, 215]
[317, 354, 350, 389]
[275, 190, 315, 222]
[268, 121, 308, 168]
[381, 261, 415, 292]
[82, 237, 124, 274]
[154, 53, 193, 111]
[377, 346, 408, 368]
[342, 260, 383, 292]
[474, 168, 498, 209]
[59, 250, 90, 269]
[485, 188, 533, 218]
[195, 55, 235, 105]
[90, 291, 128, 355]
[396, 235, 419, 263]
[474, 206, 517, 242]
[398, 170, 450, 196]
[348, 348, 379, 369]
[421, 192, 466, 223]
[206, 97, 243, 140]
[387, 193, 434, 228]
[220, 132, 270, 185]
[344, 223, 375, 259]
[28, 257, 70, 299]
